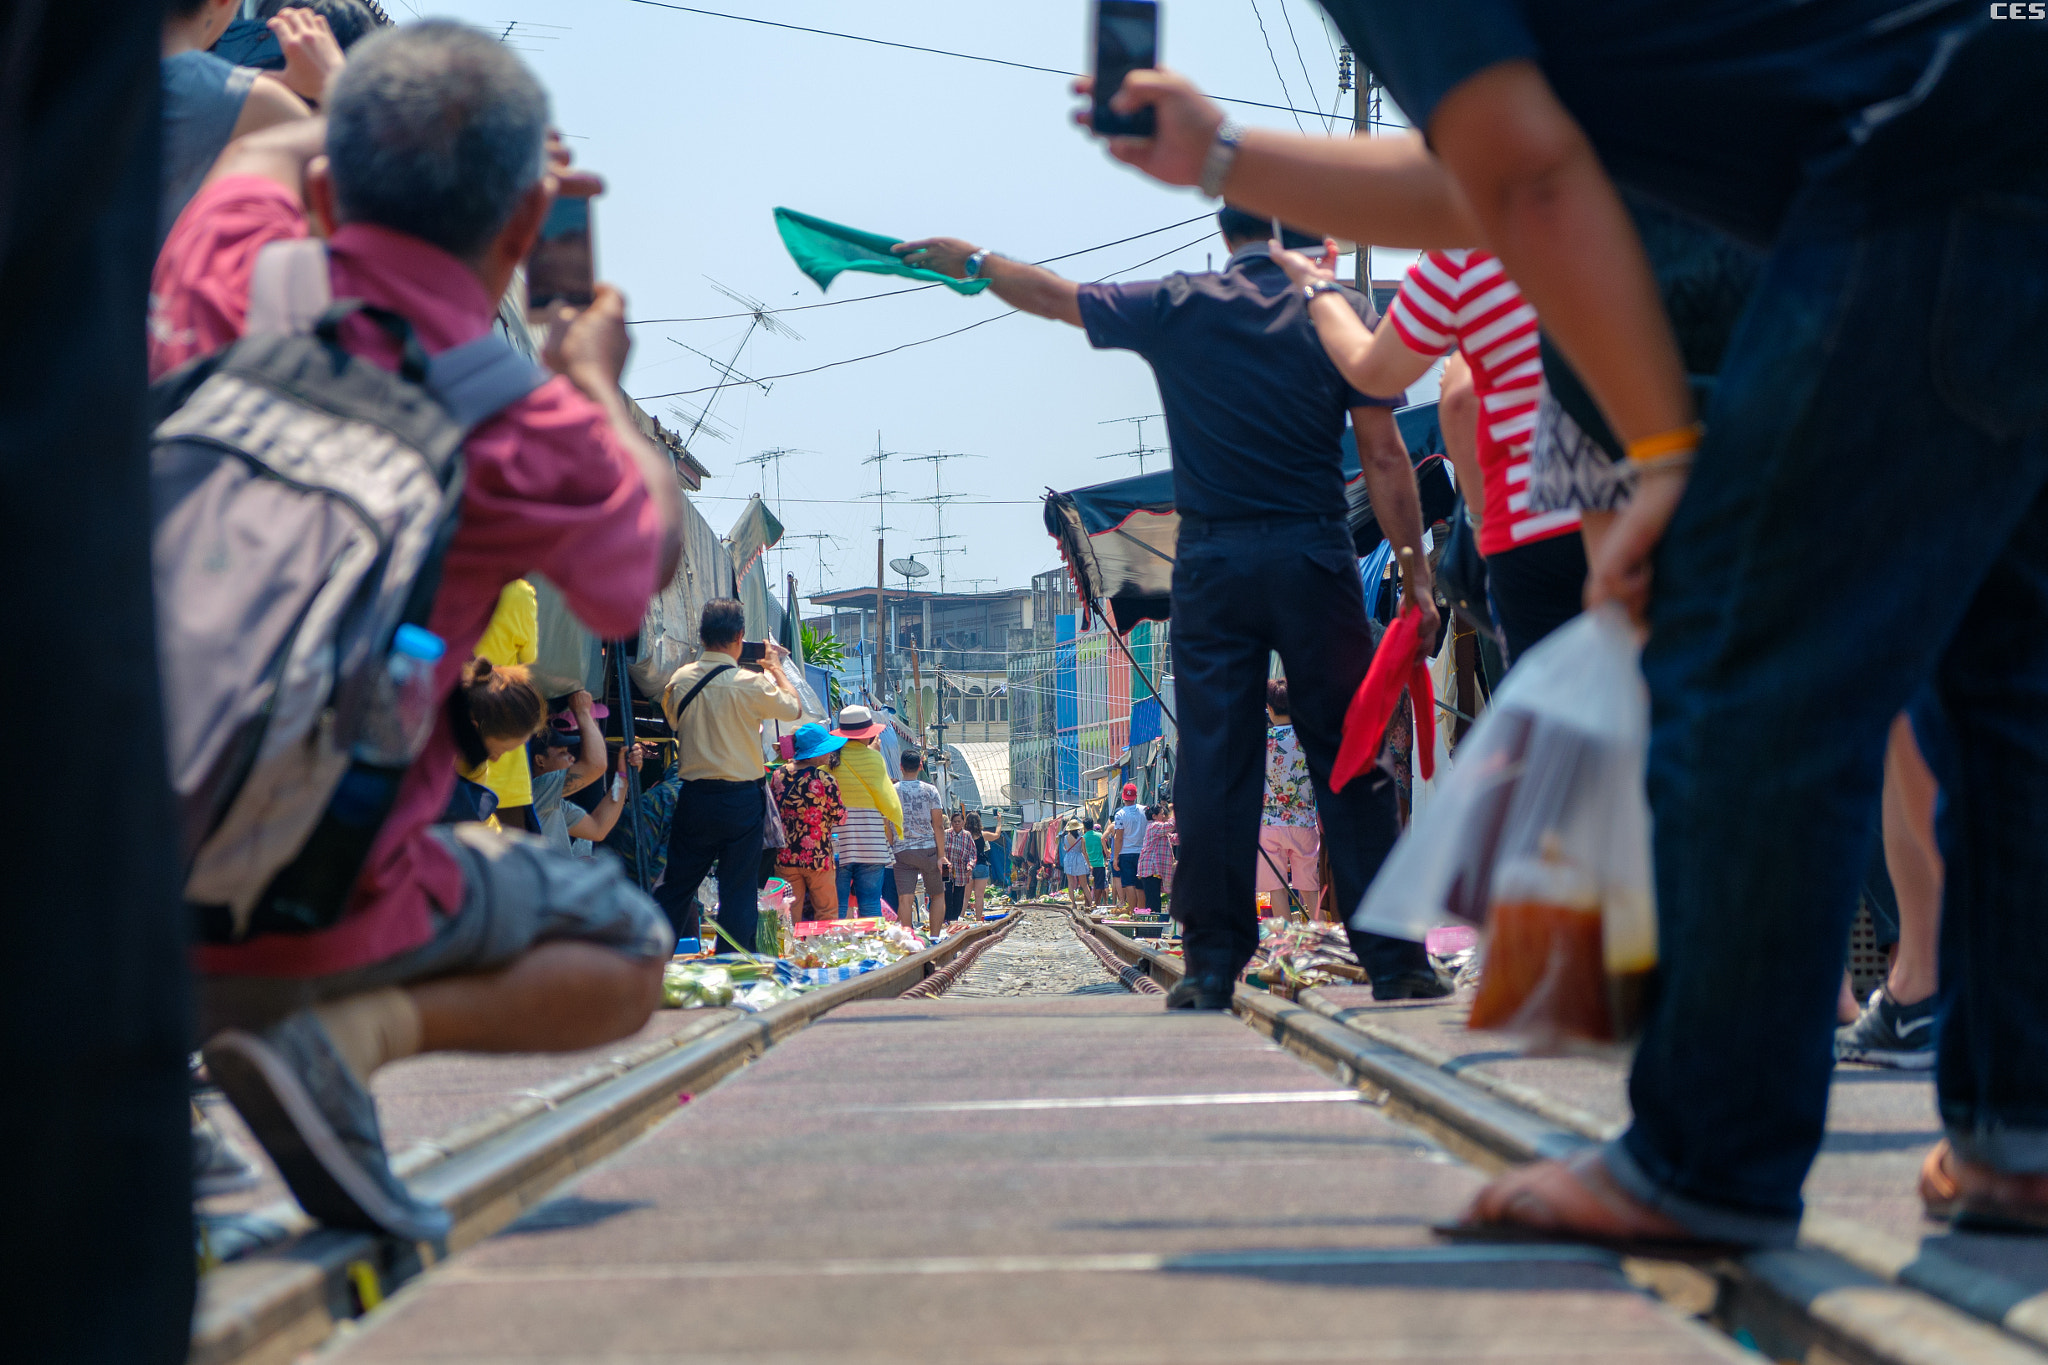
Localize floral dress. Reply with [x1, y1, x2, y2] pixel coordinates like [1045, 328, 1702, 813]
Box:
[770, 765, 845, 869]
[1262, 725, 1318, 827]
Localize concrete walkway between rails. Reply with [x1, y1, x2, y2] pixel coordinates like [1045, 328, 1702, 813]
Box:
[323, 994, 1752, 1363]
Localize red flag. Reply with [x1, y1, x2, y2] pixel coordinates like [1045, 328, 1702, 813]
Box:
[1331, 605, 1424, 792]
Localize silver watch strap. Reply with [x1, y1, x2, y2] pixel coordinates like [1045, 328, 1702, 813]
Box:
[1198, 121, 1244, 199]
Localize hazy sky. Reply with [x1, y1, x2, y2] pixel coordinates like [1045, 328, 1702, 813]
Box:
[408, 0, 1422, 597]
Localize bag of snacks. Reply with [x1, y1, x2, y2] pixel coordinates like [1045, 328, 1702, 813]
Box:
[1352, 606, 1657, 1048]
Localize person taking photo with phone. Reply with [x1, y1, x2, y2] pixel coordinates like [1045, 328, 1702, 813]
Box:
[147, 21, 684, 1244]
[657, 599, 802, 952]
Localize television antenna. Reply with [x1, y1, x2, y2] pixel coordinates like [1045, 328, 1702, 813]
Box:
[908, 450, 982, 594]
[1097, 413, 1166, 473]
[740, 446, 812, 580]
[961, 577, 999, 595]
[663, 401, 732, 445]
[785, 531, 844, 594]
[669, 279, 803, 453]
[860, 432, 906, 538]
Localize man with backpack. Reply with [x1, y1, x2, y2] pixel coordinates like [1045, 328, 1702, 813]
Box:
[148, 22, 683, 1243]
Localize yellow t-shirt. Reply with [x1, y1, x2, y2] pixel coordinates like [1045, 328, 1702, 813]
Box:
[473, 579, 539, 809]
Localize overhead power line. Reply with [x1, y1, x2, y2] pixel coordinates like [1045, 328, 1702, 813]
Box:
[627, 213, 1214, 326]
[632, 229, 1214, 403]
[620, 0, 1405, 124]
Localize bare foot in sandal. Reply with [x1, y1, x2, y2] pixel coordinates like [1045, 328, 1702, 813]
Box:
[1449, 1150, 1720, 1252]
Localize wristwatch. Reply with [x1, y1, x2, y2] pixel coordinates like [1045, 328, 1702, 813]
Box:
[1198, 119, 1245, 199]
[1303, 279, 1345, 305]
[964, 248, 993, 279]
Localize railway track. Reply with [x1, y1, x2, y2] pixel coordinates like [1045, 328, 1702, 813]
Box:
[192, 904, 2048, 1365]
[193, 914, 1021, 1365]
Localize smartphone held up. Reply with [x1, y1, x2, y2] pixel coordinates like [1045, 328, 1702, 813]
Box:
[1090, 0, 1158, 138]
[527, 193, 595, 313]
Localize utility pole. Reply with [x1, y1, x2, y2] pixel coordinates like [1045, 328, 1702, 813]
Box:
[908, 450, 981, 594]
[1096, 413, 1166, 474]
[1339, 46, 1379, 293]
[862, 433, 904, 703]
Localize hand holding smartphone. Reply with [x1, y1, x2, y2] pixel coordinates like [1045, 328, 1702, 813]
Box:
[527, 194, 595, 312]
[1090, 0, 1159, 138]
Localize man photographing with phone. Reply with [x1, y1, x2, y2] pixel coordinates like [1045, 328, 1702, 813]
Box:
[658, 599, 802, 952]
[893, 207, 1446, 1005]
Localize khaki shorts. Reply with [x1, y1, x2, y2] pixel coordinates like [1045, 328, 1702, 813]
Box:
[199, 824, 673, 1035]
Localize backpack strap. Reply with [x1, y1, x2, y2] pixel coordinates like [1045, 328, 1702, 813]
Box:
[424, 332, 550, 432]
[671, 664, 735, 720]
[249, 238, 548, 431]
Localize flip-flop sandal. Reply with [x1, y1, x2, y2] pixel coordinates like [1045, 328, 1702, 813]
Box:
[1438, 1157, 1745, 1261]
[1429, 1218, 1743, 1262]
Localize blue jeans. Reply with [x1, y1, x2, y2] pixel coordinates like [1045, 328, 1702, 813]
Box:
[654, 779, 765, 952]
[835, 862, 887, 918]
[1609, 43, 2048, 1243]
[1170, 515, 1425, 987]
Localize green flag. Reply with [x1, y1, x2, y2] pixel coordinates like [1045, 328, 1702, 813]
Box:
[773, 207, 991, 296]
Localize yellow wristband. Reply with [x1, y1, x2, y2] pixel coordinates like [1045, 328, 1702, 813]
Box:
[1626, 423, 1704, 464]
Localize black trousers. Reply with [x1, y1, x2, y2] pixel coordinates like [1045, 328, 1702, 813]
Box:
[1171, 516, 1428, 987]
[1486, 530, 1587, 668]
[655, 779, 766, 950]
[4, 7, 195, 1359]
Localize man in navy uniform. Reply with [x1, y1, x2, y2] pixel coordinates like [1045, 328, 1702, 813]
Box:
[899, 208, 1446, 1004]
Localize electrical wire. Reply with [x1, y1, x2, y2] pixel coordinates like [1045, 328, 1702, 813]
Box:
[1275, 0, 1332, 135]
[1245, 0, 1306, 135]
[619, 0, 1390, 124]
[626, 213, 1213, 326]
[631, 229, 1214, 403]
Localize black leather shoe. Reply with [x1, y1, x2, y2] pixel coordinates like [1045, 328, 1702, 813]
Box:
[1165, 973, 1236, 1010]
[1371, 967, 1456, 1001]
[204, 1012, 450, 1243]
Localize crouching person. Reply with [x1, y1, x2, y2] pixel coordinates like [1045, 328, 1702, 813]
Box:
[154, 22, 685, 1242]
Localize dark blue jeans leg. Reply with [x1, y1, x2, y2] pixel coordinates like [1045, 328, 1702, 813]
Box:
[1267, 523, 1425, 985]
[1938, 485, 2048, 1168]
[655, 781, 765, 951]
[1610, 195, 2048, 1242]
[1171, 530, 1282, 982]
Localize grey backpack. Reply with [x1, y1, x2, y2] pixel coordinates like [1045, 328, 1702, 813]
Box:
[152, 240, 547, 941]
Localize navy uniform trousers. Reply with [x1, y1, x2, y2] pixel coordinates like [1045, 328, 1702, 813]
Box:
[1170, 513, 1430, 987]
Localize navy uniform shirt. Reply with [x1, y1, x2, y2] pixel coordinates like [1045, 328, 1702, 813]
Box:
[1077, 243, 1400, 524]
[1318, 0, 1979, 248]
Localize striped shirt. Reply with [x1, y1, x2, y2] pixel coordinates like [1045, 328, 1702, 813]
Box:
[1387, 250, 1580, 557]
[833, 808, 895, 867]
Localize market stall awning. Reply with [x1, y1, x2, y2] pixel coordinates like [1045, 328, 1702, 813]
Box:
[1044, 402, 1454, 632]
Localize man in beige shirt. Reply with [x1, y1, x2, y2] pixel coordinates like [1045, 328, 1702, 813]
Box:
[655, 598, 802, 950]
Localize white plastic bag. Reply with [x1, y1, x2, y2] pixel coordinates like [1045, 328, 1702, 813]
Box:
[1352, 606, 1657, 1045]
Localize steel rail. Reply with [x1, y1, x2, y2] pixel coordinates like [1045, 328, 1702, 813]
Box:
[1067, 914, 2048, 1365]
[191, 918, 1009, 1365]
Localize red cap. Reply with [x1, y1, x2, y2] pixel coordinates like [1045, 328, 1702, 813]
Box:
[1122, 783, 1138, 801]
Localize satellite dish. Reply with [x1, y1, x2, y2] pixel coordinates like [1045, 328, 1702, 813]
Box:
[890, 558, 930, 579]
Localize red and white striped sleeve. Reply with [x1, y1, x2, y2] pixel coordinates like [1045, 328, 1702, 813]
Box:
[1385, 249, 1468, 357]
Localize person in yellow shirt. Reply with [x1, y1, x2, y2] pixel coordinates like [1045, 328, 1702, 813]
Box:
[472, 578, 539, 827]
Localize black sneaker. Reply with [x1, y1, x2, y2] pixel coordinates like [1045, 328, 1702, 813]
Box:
[1372, 967, 1456, 1002]
[203, 1012, 450, 1243]
[1165, 973, 1236, 1010]
[1835, 986, 1938, 1069]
